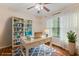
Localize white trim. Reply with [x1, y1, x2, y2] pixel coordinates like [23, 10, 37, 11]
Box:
[0, 44, 12, 49]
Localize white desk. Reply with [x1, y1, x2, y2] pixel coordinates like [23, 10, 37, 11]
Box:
[20, 37, 52, 56]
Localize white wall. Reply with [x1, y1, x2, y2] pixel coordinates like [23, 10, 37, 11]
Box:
[0, 6, 42, 48]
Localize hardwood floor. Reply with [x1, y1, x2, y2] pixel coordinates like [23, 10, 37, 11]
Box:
[51, 44, 70, 56]
[0, 46, 12, 56]
[45, 42, 70, 56]
[0, 44, 70, 56]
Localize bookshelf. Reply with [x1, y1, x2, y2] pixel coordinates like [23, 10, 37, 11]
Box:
[25, 20, 32, 37]
[12, 17, 24, 56]
[12, 17, 32, 56]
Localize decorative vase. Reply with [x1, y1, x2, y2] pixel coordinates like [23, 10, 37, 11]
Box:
[68, 42, 76, 55]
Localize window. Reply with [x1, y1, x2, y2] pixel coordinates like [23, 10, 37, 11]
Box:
[46, 16, 60, 37]
[52, 17, 60, 37]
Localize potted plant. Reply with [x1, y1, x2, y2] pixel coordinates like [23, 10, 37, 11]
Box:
[67, 30, 77, 55]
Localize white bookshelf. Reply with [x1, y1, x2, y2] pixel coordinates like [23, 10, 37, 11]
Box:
[12, 17, 24, 56]
[12, 17, 32, 56]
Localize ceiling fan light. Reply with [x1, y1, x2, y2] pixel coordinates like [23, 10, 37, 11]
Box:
[40, 5, 43, 10]
[35, 4, 43, 10]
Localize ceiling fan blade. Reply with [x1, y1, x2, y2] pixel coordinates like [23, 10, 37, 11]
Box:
[27, 6, 35, 10]
[43, 6, 50, 12]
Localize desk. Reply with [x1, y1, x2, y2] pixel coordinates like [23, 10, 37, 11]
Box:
[20, 37, 52, 56]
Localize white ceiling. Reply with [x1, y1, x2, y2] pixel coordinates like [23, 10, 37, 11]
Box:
[0, 3, 75, 16]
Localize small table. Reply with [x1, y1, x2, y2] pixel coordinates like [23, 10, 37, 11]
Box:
[20, 37, 52, 56]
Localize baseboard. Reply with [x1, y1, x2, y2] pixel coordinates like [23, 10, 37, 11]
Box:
[0, 44, 12, 49]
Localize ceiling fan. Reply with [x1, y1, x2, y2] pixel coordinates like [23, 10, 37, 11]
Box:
[27, 3, 50, 13]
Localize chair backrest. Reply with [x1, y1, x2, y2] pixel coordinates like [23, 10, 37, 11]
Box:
[34, 32, 42, 38]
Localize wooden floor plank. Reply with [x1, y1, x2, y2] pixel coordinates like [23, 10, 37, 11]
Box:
[0, 46, 12, 56]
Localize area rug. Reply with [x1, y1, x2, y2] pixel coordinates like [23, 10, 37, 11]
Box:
[29, 44, 58, 56]
[14, 44, 66, 56]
